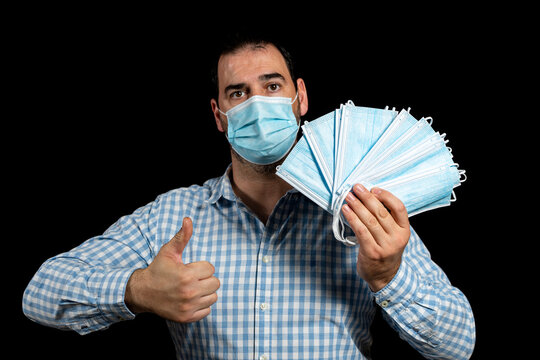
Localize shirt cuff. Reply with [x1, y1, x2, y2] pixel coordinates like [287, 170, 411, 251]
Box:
[91, 268, 137, 323]
[372, 259, 419, 311]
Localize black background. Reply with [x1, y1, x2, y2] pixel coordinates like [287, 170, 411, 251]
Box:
[8, 5, 527, 359]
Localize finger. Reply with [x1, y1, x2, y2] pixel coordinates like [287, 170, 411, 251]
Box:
[352, 184, 394, 233]
[187, 293, 218, 322]
[341, 203, 379, 249]
[198, 276, 221, 296]
[168, 217, 193, 260]
[371, 187, 410, 229]
[197, 292, 219, 310]
[345, 189, 387, 241]
[188, 307, 212, 323]
[186, 261, 216, 280]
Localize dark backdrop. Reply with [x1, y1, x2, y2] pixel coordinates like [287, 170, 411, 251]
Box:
[9, 6, 521, 359]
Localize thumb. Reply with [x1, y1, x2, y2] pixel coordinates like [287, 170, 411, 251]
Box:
[166, 217, 193, 261]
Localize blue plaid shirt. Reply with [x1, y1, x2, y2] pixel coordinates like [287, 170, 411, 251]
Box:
[23, 166, 475, 359]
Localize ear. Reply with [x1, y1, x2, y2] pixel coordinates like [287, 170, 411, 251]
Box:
[296, 78, 308, 117]
[210, 98, 225, 133]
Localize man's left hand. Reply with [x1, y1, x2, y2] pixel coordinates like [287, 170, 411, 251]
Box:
[341, 184, 411, 292]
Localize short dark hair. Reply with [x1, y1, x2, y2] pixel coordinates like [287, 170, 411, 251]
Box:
[211, 33, 297, 97]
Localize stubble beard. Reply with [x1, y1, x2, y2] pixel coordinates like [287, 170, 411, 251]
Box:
[230, 148, 284, 176]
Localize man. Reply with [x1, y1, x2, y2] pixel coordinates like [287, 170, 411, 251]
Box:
[23, 36, 476, 359]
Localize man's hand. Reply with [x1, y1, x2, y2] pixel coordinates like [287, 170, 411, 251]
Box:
[125, 217, 220, 323]
[341, 184, 411, 292]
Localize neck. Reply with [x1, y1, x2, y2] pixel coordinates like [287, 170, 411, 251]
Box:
[229, 157, 292, 225]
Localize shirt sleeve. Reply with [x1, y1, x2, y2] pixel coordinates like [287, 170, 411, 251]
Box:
[372, 227, 476, 359]
[22, 199, 159, 335]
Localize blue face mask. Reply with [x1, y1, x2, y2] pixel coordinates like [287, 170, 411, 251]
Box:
[275, 135, 332, 212]
[219, 94, 299, 165]
[276, 101, 466, 246]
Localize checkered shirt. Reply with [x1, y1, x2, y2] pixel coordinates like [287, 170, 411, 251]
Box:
[23, 166, 475, 359]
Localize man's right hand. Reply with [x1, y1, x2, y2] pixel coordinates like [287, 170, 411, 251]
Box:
[125, 217, 220, 323]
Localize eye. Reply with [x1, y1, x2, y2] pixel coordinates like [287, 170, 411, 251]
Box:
[230, 90, 245, 99]
[267, 83, 281, 92]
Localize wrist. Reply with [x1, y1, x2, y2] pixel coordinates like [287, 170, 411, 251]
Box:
[359, 260, 401, 293]
[372, 260, 420, 311]
[125, 268, 150, 314]
[365, 270, 399, 293]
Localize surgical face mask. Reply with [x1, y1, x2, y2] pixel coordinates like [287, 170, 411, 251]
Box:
[332, 103, 398, 210]
[218, 93, 299, 165]
[276, 135, 332, 212]
[276, 101, 466, 246]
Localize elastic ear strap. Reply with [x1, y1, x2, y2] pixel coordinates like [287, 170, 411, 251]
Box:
[459, 169, 467, 182]
[450, 163, 467, 183]
[332, 190, 358, 246]
[291, 92, 299, 104]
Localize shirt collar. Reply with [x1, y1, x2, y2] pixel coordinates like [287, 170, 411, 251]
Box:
[207, 164, 237, 204]
[207, 164, 299, 205]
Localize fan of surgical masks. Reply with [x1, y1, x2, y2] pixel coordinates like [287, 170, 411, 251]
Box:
[276, 101, 466, 246]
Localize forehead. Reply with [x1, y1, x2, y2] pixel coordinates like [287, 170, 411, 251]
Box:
[217, 44, 292, 90]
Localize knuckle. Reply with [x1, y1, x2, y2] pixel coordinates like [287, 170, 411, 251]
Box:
[180, 287, 197, 300]
[177, 302, 192, 314]
[366, 215, 379, 228]
[365, 247, 384, 261]
[178, 271, 196, 284]
[352, 222, 368, 237]
[377, 207, 389, 219]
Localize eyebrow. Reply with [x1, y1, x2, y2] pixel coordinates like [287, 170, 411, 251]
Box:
[258, 72, 285, 82]
[223, 72, 286, 94]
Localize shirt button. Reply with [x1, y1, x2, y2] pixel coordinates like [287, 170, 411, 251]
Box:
[262, 255, 270, 263]
[259, 355, 268, 360]
[260, 303, 269, 311]
[380, 300, 389, 308]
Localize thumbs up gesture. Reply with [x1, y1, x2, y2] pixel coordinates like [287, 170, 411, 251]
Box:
[125, 217, 220, 323]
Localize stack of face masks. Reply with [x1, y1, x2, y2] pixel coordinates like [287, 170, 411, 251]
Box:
[276, 101, 466, 246]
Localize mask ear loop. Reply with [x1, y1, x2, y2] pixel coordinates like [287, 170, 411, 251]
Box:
[450, 163, 467, 183]
[457, 166, 467, 183]
[290, 92, 299, 105]
[332, 189, 358, 246]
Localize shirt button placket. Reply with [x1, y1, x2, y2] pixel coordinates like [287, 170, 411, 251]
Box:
[257, 225, 274, 360]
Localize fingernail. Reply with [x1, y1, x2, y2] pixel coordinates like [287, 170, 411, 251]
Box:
[342, 204, 351, 213]
[346, 192, 355, 203]
[354, 184, 366, 193]
[371, 187, 382, 195]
